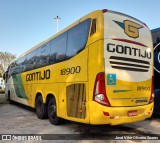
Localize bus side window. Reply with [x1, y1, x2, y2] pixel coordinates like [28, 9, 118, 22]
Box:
[90, 19, 96, 36]
[35, 43, 50, 68]
[9, 62, 18, 76]
[25, 50, 36, 71]
[50, 32, 67, 64]
[66, 19, 91, 59]
[17, 57, 26, 73]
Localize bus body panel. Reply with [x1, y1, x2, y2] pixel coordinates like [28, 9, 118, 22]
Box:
[88, 40, 104, 101]
[103, 12, 152, 48]
[103, 11, 153, 107]
[89, 10, 153, 124]
[89, 101, 153, 125]
[21, 46, 89, 122]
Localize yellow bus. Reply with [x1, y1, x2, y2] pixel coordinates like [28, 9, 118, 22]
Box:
[4, 9, 154, 125]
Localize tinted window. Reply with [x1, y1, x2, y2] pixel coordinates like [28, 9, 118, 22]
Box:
[9, 61, 18, 76]
[35, 43, 50, 68]
[50, 32, 67, 64]
[25, 50, 37, 71]
[17, 57, 26, 73]
[66, 19, 91, 59]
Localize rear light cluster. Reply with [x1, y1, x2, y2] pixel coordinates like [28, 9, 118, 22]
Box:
[149, 76, 154, 103]
[93, 72, 111, 106]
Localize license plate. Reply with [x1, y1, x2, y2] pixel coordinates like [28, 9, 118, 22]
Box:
[128, 110, 138, 117]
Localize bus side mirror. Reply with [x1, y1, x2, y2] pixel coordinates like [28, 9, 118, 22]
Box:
[3, 72, 6, 80]
[3, 71, 8, 81]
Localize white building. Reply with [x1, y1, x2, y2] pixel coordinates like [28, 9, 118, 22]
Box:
[0, 77, 5, 90]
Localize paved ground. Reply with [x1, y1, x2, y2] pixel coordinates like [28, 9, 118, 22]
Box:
[0, 94, 160, 143]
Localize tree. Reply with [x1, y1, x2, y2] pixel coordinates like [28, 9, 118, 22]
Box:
[0, 52, 16, 74]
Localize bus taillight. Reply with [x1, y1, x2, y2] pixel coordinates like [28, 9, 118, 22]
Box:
[93, 72, 111, 106]
[149, 76, 154, 104]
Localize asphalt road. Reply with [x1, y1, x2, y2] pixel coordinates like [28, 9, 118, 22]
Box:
[0, 94, 160, 143]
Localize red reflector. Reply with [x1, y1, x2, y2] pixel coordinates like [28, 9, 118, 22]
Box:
[102, 9, 108, 13]
[110, 116, 114, 119]
[103, 111, 110, 116]
[128, 110, 138, 117]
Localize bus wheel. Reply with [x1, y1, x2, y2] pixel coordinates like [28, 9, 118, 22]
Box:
[35, 96, 47, 119]
[48, 97, 63, 125]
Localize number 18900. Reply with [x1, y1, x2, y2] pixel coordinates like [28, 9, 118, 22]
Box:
[137, 86, 150, 91]
[60, 66, 81, 75]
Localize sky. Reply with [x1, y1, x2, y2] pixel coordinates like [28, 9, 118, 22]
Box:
[0, 0, 159, 57]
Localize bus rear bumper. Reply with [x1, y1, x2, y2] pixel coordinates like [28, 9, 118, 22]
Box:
[89, 101, 153, 125]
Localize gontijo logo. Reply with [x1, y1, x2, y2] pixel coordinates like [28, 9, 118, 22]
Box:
[113, 20, 143, 38]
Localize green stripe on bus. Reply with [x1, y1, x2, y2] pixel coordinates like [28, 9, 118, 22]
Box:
[12, 74, 28, 99]
[113, 90, 132, 93]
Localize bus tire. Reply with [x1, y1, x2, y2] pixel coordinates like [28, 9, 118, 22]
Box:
[48, 97, 63, 125]
[35, 96, 48, 119]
